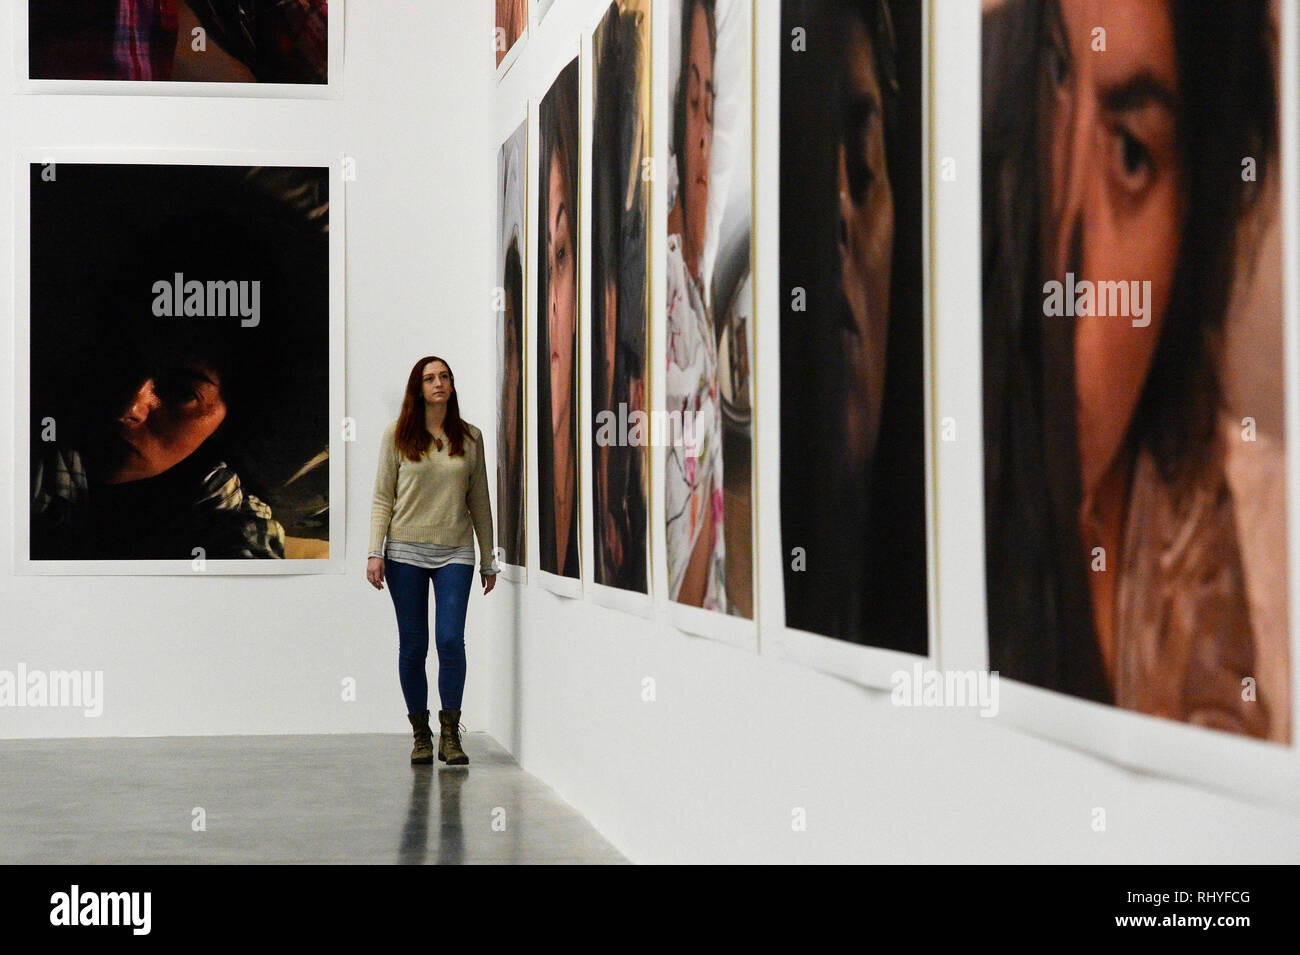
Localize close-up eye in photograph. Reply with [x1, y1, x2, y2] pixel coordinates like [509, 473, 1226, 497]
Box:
[0, 0, 1296, 924]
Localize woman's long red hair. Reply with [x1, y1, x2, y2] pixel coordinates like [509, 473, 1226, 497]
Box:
[396, 355, 469, 460]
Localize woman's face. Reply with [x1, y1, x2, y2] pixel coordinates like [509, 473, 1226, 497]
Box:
[547, 148, 576, 442]
[422, 360, 452, 409]
[109, 362, 227, 484]
[683, 3, 714, 275]
[1040, 0, 1184, 494]
[838, 13, 895, 475]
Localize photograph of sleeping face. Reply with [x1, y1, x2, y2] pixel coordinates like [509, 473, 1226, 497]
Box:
[779, 0, 928, 653]
[591, 0, 650, 595]
[497, 120, 528, 570]
[537, 58, 582, 580]
[982, 0, 1290, 742]
[28, 162, 332, 562]
[28, 0, 328, 84]
[664, 0, 754, 618]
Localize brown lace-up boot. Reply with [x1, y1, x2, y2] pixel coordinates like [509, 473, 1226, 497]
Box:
[437, 709, 469, 765]
[407, 711, 434, 764]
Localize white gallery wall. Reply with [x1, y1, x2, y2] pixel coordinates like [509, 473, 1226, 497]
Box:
[0, 2, 499, 737]
[480, 0, 1300, 862]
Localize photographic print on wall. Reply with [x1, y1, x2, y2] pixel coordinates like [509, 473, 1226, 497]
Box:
[664, 0, 755, 621]
[497, 119, 529, 575]
[981, 0, 1290, 743]
[590, 0, 651, 596]
[23, 0, 334, 93]
[779, 0, 929, 655]
[497, 0, 528, 70]
[537, 57, 582, 584]
[20, 157, 338, 572]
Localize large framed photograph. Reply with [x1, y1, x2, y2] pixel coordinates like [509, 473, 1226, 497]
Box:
[536, 54, 583, 596]
[18, 0, 340, 98]
[979, 0, 1296, 800]
[587, 0, 652, 609]
[662, 0, 755, 644]
[497, 117, 529, 582]
[497, 0, 528, 78]
[16, 150, 345, 574]
[775, 0, 934, 684]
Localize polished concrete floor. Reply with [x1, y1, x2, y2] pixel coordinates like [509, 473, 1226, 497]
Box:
[0, 732, 628, 864]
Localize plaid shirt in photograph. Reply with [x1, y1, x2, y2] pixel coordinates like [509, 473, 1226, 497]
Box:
[114, 0, 179, 80]
[34, 0, 327, 83]
[32, 443, 286, 560]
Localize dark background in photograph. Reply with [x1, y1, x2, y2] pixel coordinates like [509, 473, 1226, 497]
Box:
[536, 58, 581, 579]
[28, 162, 330, 556]
[591, 0, 649, 594]
[779, 0, 928, 653]
[498, 240, 526, 567]
[497, 122, 528, 569]
[29, 0, 328, 83]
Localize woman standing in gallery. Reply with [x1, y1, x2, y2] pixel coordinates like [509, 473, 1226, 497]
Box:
[367, 356, 497, 765]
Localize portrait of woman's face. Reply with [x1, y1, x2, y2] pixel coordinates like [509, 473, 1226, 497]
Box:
[547, 147, 576, 442]
[683, 2, 714, 271]
[838, 10, 895, 476]
[1039, 0, 1183, 495]
[109, 361, 227, 484]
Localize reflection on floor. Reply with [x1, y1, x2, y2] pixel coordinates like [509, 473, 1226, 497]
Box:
[0, 732, 628, 864]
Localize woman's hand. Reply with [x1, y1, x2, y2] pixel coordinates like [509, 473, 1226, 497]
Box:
[366, 556, 385, 590]
[481, 572, 496, 595]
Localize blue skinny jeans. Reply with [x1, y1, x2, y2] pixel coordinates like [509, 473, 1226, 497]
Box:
[385, 558, 474, 714]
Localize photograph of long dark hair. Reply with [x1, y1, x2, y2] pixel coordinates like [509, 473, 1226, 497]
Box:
[499, 239, 526, 566]
[591, 0, 649, 594]
[537, 57, 581, 578]
[779, 0, 928, 651]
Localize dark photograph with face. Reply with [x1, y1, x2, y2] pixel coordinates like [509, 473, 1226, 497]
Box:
[982, 0, 1290, 742]
[28, 162, 331, 561]
[537, 58, 581, 580]
[591, 0, 650, 595]
[665, 0, 754, 617]
[779, 0, 928, 653]
[28, 0, 328, 83]
[497, 121, 528, 569]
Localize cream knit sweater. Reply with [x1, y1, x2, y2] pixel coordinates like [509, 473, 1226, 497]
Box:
[369, 420, 495, 569]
